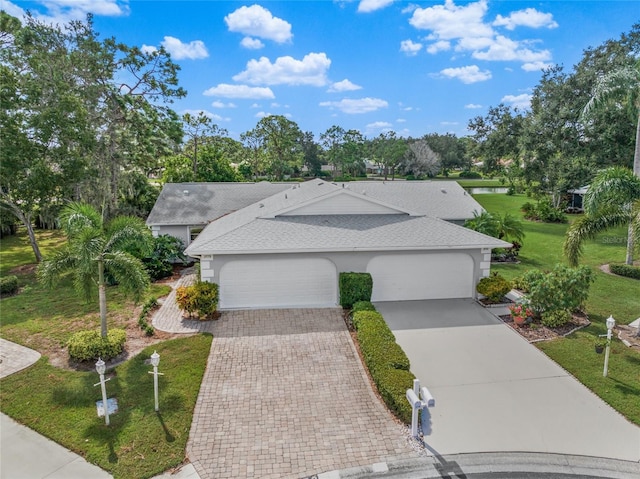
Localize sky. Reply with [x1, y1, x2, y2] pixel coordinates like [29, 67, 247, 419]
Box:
[3, 0, 638, 140]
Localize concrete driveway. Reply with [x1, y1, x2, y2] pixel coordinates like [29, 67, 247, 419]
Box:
[187, 308, 414, 479]
[375, 299, 640, 462]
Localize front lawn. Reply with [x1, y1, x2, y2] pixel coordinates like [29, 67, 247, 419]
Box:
[0, 335, 212, 479]
[475, 193, 640, 425]
[1, 227, 207, 479]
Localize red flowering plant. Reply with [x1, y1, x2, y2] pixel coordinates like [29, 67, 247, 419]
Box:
[508, 301, 533, 325]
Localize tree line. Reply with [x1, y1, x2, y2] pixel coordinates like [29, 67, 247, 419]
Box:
[2, 12, 638, 265]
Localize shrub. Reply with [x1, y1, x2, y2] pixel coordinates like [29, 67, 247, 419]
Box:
[142, 235, 187, 281]
[476, 272, 511, 303]
[0, 275, 19, 295]
[521, 198, 567, 223]
[137, 297, 158, 335]
[353, 310, 414, 423]
[67, 329, 127, 362]
[352, 301, 376, 314]
[176, 282, 219, 319]
[609, 263, 640, 280]
[541, 309, 572, 328]
[339, 272, 373, 309]
[525, 264, 593, 316]
[458, 170, 482, 179]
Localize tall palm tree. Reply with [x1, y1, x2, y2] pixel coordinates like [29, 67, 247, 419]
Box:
[38, 203, 152, 338]
[564, 167, 640, 266]
[581, 61, 640, 264]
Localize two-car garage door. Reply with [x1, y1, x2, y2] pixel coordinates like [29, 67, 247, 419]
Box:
[367, 253, 474, 302]
[217, 253, 475, 309]
[219, 258, 338, 309]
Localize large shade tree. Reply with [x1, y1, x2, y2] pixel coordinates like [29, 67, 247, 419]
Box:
[38, 203, 153, 338]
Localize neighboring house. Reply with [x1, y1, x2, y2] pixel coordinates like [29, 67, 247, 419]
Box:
[567, 185, 589, 212]
[171, 179, 510, 309]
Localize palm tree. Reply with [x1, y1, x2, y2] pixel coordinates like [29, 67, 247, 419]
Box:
[581, 61, 640, 264]
[564, 167, 640, 266]
[38, 203, 152, 338]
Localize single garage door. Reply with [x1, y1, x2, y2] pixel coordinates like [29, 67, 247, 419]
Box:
[367, 253, 474, 302]
[219, 257, 337, 309]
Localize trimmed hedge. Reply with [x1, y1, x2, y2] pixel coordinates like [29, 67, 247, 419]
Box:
[610, 263, 640, 280]
[339, 272, 373, 309]
[67, 329, 127, 362]
[352, 301, 376, 313]
[353, 310, 414, 423]
[0, 275, 19, 295]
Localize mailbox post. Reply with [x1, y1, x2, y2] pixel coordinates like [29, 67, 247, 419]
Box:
[406, 378, 435, 437]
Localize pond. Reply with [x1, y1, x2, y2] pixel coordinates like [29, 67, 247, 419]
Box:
[465, 187, 509, 194]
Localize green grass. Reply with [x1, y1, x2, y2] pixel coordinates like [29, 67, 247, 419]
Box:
[0, 335, 213, 479]
[475, 193, 640, 425]
[0, 228, 66, 276]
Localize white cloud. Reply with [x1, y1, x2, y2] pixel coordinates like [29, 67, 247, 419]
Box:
[181, 109, 228, 122]
[319, 97, 388, 114]
[211, 101, 237, 108]
[225, 5, 292, 44]
[465, 103, 483, 109]
[240, 37, 265, 50]
[400, 39, 422, 56]
[494, 8, 558, 31]
[358, 0, 394, 13]
[501, 93, 532, 109]
[160, 36, 208, 60]
[410, 0, 493, 42]
[141, 45, 157, 55]
[409, 0, 553, 67]
[233, 53, 331, 87]
[522, 61, 553, 72]
[366, 121, 394, 134]
[328, 79, 362, 93]
[3, 0, 128, 24]
[203, 84, 275, 99]
[472, 35, 551, 62]
[396, 118, 407, 123]
[255, 111, 270, 118]
[439, 65, 492, 83]
[426, 40, 451, 54]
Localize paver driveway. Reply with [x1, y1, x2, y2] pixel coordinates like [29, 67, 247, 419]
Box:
[375, 299, 640, 462]
[187, 308, 414, 479]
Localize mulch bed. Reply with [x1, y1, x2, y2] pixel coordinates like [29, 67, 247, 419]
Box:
[498, 311, 591, 342]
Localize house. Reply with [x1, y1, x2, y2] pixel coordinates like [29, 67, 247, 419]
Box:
[170, 179, 510, 309]
[567, 185, 589, 212]
[146, 182, 293, 247]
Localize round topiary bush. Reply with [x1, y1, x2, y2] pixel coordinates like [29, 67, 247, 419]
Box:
[67, 329, 127, 362]
[476, 272, 511, 303]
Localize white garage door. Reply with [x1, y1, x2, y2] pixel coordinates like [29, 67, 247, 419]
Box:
[367, 253, 474, 302]
[219, 258, 337, 309]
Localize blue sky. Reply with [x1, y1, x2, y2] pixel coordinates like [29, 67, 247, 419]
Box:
[4, 1, 638, 140]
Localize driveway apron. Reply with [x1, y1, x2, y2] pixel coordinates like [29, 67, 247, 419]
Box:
[375, 299, 640, 462]
[187, 308, 414, 479]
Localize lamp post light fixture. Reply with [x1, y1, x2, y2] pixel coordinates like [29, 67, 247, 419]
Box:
[149, 351, 163, 412]
[94, 358, 110, 425]
[603, 315, 616, 377]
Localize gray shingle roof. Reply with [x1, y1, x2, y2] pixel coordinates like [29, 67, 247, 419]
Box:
[147, 179, 483, 226]
[184, 179, 508, 256]
[146, 182, 292, 226]
[186, 214, 510, 255]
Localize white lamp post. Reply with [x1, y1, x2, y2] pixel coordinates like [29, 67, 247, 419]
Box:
[603, 315, 615, 377]
[149, 351, 163, 412]
[94, 358, 110, 425]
